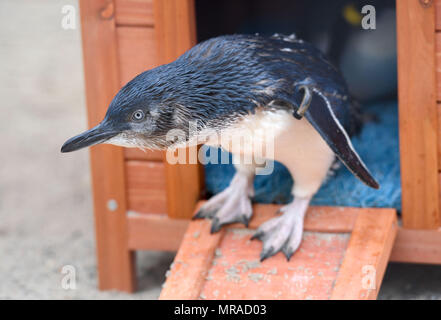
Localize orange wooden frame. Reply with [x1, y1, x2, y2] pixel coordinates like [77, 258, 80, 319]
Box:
[79, 0, 135, 292]
[396, 0, 440, 230]
[78, 0, 441, 293]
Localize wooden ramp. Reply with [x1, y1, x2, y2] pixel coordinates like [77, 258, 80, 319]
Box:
[160, 203, 397, 300]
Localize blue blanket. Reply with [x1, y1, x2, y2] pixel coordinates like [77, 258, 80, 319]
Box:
[203, 101, 401, 210]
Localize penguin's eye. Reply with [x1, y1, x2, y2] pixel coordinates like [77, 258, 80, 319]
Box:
[131, 110, 144, 122]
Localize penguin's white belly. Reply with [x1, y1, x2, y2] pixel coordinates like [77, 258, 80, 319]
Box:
[206, 108, 333, 165]
[204, 107, 336, 197]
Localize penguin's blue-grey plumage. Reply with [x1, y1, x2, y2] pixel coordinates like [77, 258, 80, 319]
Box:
[111, 34, 353, 132]
[62, 34, 379, 261]
[108, 34, 375, 187]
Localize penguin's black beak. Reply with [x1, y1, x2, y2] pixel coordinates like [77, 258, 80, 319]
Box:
[61, 122, 119, 153]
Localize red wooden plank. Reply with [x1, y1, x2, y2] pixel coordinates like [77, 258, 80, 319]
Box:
[331, 210, 397, 299]
[115, 0, 154, 27]
[390, 227, 441, 264]
[126, 160, 167, 214]
[396, 0, 440, 229]
[160, 203, 397, 300]
[127, 213, 189, 251]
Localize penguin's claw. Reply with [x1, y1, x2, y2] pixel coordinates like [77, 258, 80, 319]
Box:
[192, 187, 233, 220]
[250, 230, 263, 241]
[193, 208, 214, 220]
[210, 217, 222, 234]
[282, 246, 295, 261]
[209, 213, 251, 234]
[241, 214, 251, 228]
[260, 246, 275, 262]
[193, 173, 254, 233]
[207, 194, 253, 233]
[253, 198, 309, 261]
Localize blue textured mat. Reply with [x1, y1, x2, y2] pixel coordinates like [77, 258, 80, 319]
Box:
[203, 101, 401, 210]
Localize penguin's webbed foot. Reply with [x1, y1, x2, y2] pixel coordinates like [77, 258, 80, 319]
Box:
[193, 173, 254, 233]
[252, 197, 310, 261]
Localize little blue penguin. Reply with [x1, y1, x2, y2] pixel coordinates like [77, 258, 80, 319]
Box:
[61, 34, 379, 261]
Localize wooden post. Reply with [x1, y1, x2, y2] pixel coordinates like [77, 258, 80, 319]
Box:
[153, 0, 204, 219]
[79, 0, 135, 292]
[396, 0, 441, 229]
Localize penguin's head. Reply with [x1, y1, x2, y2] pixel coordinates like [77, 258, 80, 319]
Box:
[61, 36, 277, 154]
[61, 65, 188, 153]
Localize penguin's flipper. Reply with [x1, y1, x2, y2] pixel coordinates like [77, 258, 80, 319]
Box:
[292, 86, 379, 189]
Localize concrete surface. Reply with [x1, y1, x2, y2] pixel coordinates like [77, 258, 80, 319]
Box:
[0, 0, 439, 300]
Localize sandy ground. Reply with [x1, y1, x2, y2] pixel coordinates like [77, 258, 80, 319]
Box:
[0, 0, 439, 300]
